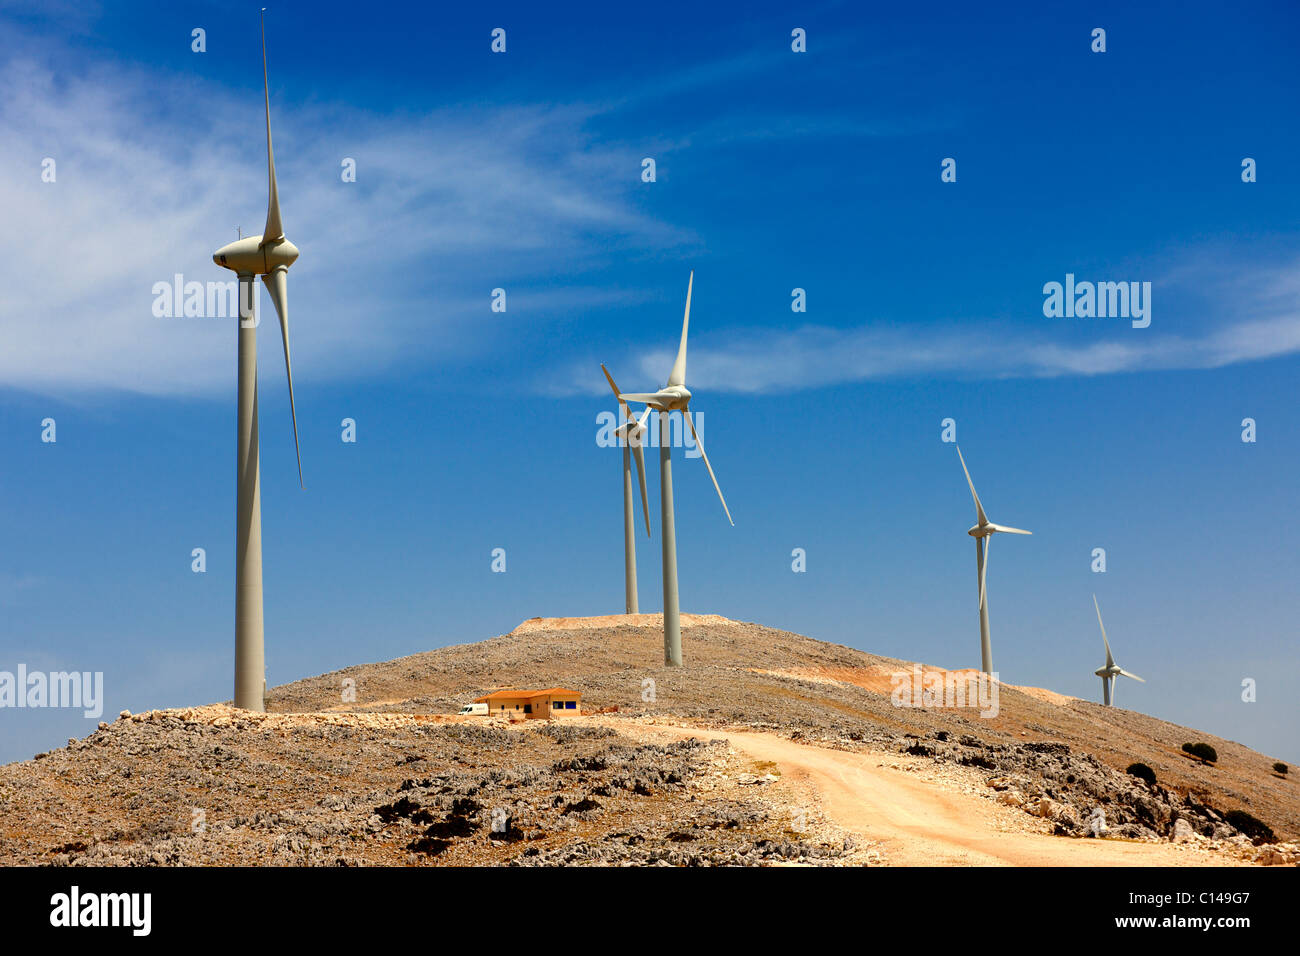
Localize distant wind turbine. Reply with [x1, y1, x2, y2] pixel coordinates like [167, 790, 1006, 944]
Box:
[602, 366, 652, 614]
[1092, 595, 1145, 706]
[602, 271, 732, 665]
[211, 11, 303, 712]
[956, 445, 1031, 675]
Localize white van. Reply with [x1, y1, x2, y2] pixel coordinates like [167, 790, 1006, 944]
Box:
[457, 703, 489, 716]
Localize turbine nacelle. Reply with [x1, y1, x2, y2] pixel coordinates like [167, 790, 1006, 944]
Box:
[618, 384, 691, 412]
[614, 419, 647, 444]
[213, 236, 299, 276]
[968, 521, 1031, 538]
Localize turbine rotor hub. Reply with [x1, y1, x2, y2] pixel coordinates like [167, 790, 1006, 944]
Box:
[658, 385, 691, 410]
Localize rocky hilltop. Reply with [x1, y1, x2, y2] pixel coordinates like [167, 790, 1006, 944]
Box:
[0, 616, 1294, 866]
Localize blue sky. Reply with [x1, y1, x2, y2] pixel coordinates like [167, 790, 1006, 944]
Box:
[1, 0, 1298, 764]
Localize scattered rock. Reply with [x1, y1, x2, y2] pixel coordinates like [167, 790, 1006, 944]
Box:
[1087, 807, 1108, 838]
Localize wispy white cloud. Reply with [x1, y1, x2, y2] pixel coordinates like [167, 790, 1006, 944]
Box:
[8, 23, 1294, 404]
[552, 259, 1300, 395]
[0, 32, 686, 398]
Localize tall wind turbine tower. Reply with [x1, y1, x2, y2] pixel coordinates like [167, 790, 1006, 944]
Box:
[1092, 595, 1146, 706]
[602, 368, 652, 614]
[602, 271, 732, 665]
[956, 446, 1030, 675]
[212, 12, 303, 711]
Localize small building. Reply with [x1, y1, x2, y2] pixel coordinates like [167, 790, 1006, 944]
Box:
[475, 687, 582, 719]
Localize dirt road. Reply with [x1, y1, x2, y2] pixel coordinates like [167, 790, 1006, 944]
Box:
[606, 720, 1242, 866]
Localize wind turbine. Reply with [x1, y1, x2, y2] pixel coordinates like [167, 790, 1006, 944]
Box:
[956, 446, 1030, 676]
[602, 366, 652, 614]
[1092, 595, 1145, 706]
[211, 11, 303, 712]
[601, 271, 732, 666]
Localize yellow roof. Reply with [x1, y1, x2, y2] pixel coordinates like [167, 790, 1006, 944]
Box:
[475, 687, 581, 703]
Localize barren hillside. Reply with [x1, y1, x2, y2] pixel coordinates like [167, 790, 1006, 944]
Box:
[274, 615, 1298, 838]
[1, 615, 1295, 866]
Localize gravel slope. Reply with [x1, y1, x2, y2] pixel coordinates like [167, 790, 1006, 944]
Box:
[1, 615, 1294, 866]
[271, 615, 1299, 845]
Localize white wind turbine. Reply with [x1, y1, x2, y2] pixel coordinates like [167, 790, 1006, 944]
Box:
[956, 446, 1031, 675]
[211, 12, 303, 712]
[602, 271, 732, 666]
[1092, 595, 1145, 707]
[602, 366, 652, 614]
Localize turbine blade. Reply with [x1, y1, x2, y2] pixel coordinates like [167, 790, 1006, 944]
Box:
[261, 268, 302, 488]
[260, 12, 284, 244]
[1118, 669, 1145, 683]
[606, 363, 651, 534]
[1093, 594, 1114, 667]
[601, 364, 629, 414]
[978, 534, 990, 609]
[667, 271, 692, 387]
[602, 364, 640, 435]
[684, 408, 732, 525]
[956, 445, 988, 526]
[631, 441, 651, 537]
[616, 392, 664, 405]
[991, 524, 1032, 535]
